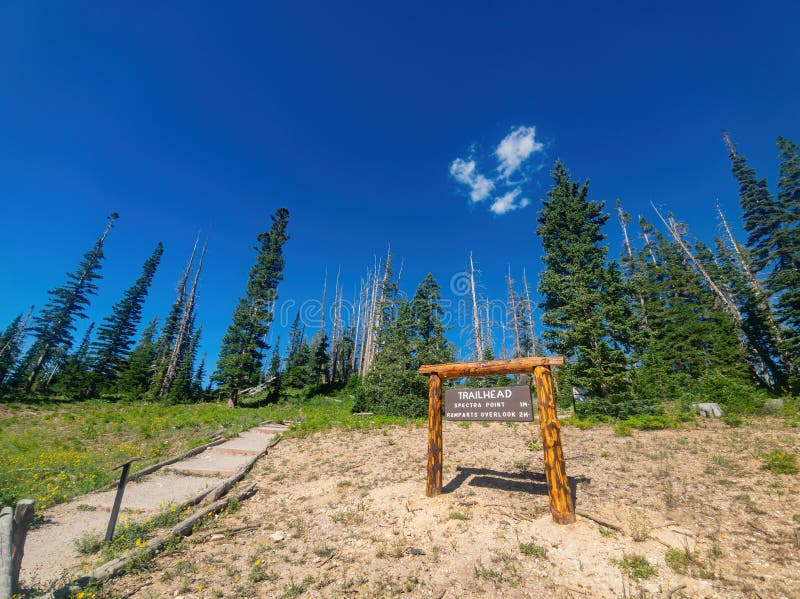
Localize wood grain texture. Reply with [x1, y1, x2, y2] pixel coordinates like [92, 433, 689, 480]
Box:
[426, 373, 443, 497]
[418, 356, 565, 377]
[1, 506, 12, 599]
[11, 499, 34, 595]
[533, 365, 576, 525]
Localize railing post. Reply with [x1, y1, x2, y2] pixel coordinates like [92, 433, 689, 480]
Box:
[533, 365, 575, 524]
[426, 373, 443, 497]
[1, 506, 12, 599]
[10, 499, 33, 595]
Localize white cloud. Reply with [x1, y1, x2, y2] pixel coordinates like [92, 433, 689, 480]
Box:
[449, 158, 494, 203]
[495, 126, 544, 179]
[490, 188, 530, 215]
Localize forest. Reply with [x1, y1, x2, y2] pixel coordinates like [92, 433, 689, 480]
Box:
[1, 134, 798, 421]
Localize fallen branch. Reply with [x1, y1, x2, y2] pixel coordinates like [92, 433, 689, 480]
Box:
[201, 524, 259, 539]
[575, 510, 624, 532]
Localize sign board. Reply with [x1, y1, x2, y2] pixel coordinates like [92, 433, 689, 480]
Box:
[444, 385, 534, 422]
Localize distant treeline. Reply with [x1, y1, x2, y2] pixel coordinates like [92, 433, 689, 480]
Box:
[0, 135, 797, 418]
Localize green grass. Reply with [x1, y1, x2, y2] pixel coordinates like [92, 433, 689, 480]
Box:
[518, 541, 547, 558]
[0, 389, 420, 509]
[613, 554, 656, 579]
[761, 450, 798, 474]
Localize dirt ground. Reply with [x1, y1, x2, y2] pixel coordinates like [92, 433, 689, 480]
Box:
[102, 418, 799, 598]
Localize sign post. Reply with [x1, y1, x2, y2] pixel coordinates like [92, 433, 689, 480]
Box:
[418, 356, 575, 525]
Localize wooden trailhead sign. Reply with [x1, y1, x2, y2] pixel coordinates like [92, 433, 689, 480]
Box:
[418, 356, 575, 525]
[444, 385, 534, 422]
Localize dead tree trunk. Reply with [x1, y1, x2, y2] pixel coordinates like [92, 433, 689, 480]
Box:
[507, 266, 521, 358]
[161, 239, 206, 397]
[469, 252, 484, 361]
[522, 269, 538, 356]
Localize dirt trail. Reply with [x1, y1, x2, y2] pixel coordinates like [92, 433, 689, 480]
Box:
[101, 418, 799, 598]
[20, 422, 288, 592]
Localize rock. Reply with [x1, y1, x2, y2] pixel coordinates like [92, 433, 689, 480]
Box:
[209, 534, 225, 541]
[693, 402, 724, 418]
[270, 531, 285, 542]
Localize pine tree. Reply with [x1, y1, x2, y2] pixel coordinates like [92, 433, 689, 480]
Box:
[634, 232, 747, 405]
[166, 324, 201, 403]
[725, 133, 783, 272]
[265, 339, 282, 403]
[410, 273, 453, 366]
[20, 213, 118, 391]
[773, 137, 800, 382]
[355, 301, 423, 416]
[310, 332, 330, 386]
[91, 243, 163, 386]
[355, 274, 452, 417]
[193, 353, 207, 399]
[117, 317, 159, 399]
[0, 308, 31, 387]
[213, 208, 290, 406]
[537, 163, 634, 409]
[51, 323, 95, 398]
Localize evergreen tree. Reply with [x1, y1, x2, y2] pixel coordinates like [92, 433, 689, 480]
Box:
[409, 273, 453, 366]
[634, 232, 747, 404]
[283, 312, 312, 388]
[537, 163, 634, 408]
[166, 324, 201, 403]
[0, 309, 31, 387]
[355, 274, 452, 417]
[51, 323, 95, 398]
[193, 353, 207, 399]
[355, 301, 423, 416]
[91, 243, 163, 385]
[213, 208, 290, 407]
[20, 213, 118, 391]
[726, 135, 783, 271]
[331, 328, 355, 384]
[284, 341, 312, 388]
[310, 332, 330, 386]
[265, 339, 282, 403]
[773, 137, 800, 382]
[117, 317, 159, 398]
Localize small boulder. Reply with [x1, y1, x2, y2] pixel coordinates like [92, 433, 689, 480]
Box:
[693, 402, 724, 418]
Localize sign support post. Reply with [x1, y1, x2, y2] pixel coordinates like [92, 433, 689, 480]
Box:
[419, 356, 575, 525]
[426, 373, 443, 497]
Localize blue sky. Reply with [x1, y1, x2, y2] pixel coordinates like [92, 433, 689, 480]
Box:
[1, 1, 798, 367]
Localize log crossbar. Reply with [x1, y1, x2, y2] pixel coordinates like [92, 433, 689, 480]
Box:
[418, 356, 575, 525]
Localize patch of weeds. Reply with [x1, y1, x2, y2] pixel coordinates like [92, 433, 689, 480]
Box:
[711, 455, 736, 471]
[313, 543, 336, 558]
[76, 504, 97, 511]
[283, 576, 313, 597]
[329, 510, 364, 525]
[733, 494, 766, 515]
[665, 547, 700, 575]
[527, 435, 543, 452]
[74, 531, 103, 555]
[600, 450, 611, 458]
[663, 479, 676, 508]
[761, 450, 798, 474]
[599, 525, 616, 537]
[614, 422, 633, 437]
[722, 415, 742, 427]
[248, 559, 277, 584]
[519, 541, 547, 558]
[716, 479, 733, 486]
[449, 511, 470, 521]
[226, 497, 241, 513]
[614, 554, 656, 580]
[513, 460, 530, 473]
